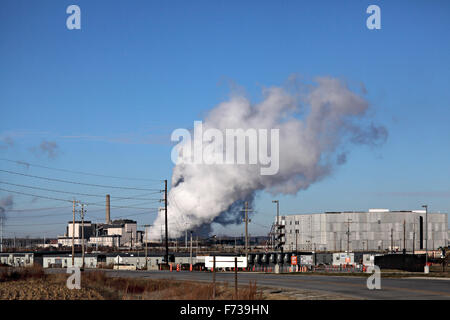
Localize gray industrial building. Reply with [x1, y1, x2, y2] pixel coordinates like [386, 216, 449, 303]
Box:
[57, 193, 143, 249]
[279, 209, 448, 252]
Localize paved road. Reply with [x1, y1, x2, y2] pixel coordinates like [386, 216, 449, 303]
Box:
[94, 270, 450, 300]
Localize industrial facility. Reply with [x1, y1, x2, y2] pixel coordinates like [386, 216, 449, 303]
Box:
[56, 195, 143, 249]
[57, 219, 142, 249]
[274, 208, 448, 252]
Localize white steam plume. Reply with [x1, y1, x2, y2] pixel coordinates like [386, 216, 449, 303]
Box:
[148, 77, 387, 239]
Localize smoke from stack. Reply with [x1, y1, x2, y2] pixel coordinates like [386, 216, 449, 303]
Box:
[0, 194, 14, 222]
[106, 194, 111, 224]
[148, 76, 388, 240]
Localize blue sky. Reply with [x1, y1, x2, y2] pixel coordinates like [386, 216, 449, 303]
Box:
[0, 0, 449, 238]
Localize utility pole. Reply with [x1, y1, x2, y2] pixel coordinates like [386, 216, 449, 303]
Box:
[212, 255, 216, 299]
[80, 203, 86, 269]
[0, 216, 3, 253]
[422, 205, 428, 272]
[391, 228, 394, 253]
[272, 200, 279, 251]
[345, 218, 352, 254]
[241, 202, 252, 260]
[185, 230, 188, 250]
[403, 220, 406, 254]
[190, 230, 193, 266]
[164, 180, 169, 265]
[234, 256, 238, 298]
[71, 200, 77, 267]
[143, 225, 151, 270]
[295, 230, 299, 254]
[413, 219, 416, 254]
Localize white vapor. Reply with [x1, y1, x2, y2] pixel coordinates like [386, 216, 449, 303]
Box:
[148, 77, 387, 239]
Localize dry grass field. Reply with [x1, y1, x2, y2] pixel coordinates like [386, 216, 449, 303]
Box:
[0, 266, 264, 300]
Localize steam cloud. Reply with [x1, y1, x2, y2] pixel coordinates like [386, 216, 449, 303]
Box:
[148, 77, 388, 240]
[0, 194, 14, 221]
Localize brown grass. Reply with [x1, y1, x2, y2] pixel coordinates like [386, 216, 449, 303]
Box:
[235, 281, 263, 300]
[0, 268, 264, 300]
[81, 270, 264, 300]
[0, 265, 46, 282]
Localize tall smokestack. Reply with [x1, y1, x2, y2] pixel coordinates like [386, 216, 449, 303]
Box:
[106, 194, 111, 224]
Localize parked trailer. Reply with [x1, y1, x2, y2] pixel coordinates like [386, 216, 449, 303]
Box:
[0, 253, 34, 267]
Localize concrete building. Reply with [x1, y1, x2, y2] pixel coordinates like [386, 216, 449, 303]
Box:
[97, 219, 139, 248]
[57, 194, 143, 248]
[278, 209, 448, 252]
[57, 219, 141, 249]
[57, 220, 94, 247]
[88, 235, 120, 248]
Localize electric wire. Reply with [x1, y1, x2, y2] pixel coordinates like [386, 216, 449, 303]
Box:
[0, 181, 161, 200]
[0, 158, 163, 182]
[0, 169, 160, 191]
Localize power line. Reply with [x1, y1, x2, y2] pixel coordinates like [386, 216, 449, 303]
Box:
[88, 203, 159, 210]
[0, 169, 160, 191]
[0, 187, 73, 203]
[0, 158, 163, 182]
[4, 191, 161, 212]
[5, 221, 67, 227]
[0, 187, 160, 209]
[0, 181, 161, 200]
[113, 211, 158, 219]
[5, 212, 71, 219]
[7, 206, 72, 212]
[2, 228, 63, 236]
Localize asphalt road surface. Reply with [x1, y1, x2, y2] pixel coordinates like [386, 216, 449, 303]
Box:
[95, 270, 450, 300]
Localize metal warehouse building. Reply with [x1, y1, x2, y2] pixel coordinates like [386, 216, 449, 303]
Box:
[279, 209, 448, 252]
